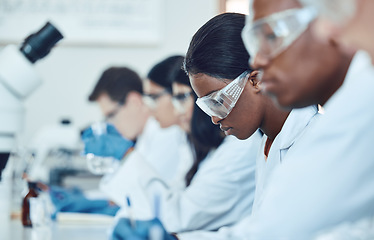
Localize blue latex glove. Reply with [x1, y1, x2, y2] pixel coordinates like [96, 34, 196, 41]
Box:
[49, 185, 120, 219]
[81, 123, 134, 160]
[111, 218, 177, 240]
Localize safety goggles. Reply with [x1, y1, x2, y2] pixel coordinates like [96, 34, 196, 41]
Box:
[299, 0, 356, 24]
[143, 90, 169, 109]
[105, 104, 123, 122]
[242, 7, 317, 65]
[196, 71, 250, 119]
[172, 91, 194, 114]
[104, 97, 126, 122]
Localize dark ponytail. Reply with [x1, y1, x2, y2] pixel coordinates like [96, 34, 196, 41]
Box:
[185, 106, 224, 186]
[169, 55, 225, 186]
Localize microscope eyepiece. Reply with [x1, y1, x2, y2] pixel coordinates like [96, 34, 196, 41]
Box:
[20, 22, 64, 63]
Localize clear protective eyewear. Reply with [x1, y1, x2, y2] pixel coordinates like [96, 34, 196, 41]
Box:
[242, 7, 317, 65]
[299, 0, 356, 24]
[142, 90, 169, 109]
[172, 91, 194, 114]
[104, 103, 123, 122]
[196, 71, 251, 119]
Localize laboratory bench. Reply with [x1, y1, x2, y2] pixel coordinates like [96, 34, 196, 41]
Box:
[4, 218, 113, 240]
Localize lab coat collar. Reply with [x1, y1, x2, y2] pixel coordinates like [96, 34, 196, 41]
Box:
[276, 105, 319, 151]
[345, 51, 373, 85]
[324, 51, 373, 111]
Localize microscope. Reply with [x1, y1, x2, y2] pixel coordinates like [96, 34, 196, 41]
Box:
[0, 22, 63, 180]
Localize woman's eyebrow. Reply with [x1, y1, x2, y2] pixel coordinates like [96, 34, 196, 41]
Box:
[201, 79, 230, 97]
[202, 89, 219, 97]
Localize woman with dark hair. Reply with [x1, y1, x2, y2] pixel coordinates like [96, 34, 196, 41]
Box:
[170, 12, 318, 240]
[184, 12, 319, 214]
[110, 12, 319, 240]
[111, 55, 262, 235]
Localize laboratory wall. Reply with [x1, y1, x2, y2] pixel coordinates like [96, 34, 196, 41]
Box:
[0, 0, 219, 147]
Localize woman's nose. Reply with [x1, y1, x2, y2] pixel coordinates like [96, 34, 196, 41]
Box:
[211, 116, 222, 125]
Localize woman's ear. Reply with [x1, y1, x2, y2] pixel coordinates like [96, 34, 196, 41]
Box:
[249, 71, 262, 93]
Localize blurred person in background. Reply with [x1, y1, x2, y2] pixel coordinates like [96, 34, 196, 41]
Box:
[49, 66, 146, 218]
[143, 55, 180, 128]
[96, 57, 191, 207]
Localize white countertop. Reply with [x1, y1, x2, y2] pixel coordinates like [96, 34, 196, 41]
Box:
[3, 219, 113, 240]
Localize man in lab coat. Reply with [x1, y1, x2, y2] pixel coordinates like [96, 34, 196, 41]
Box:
[87, 67, 148, 145]
[86, 58, 185, 177]
[95, 58, 190, 208]
[235, 0, 374, 238]
[298, 0, 374, 237]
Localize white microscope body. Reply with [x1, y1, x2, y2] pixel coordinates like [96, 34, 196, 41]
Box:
[0, 45, 42, 152]
[0, 22, 63, 179]
[0, 24, 63, 236]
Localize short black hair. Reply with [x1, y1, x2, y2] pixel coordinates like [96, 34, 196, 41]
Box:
[88, 67, 143, 103]
[147, 55, 184, 93]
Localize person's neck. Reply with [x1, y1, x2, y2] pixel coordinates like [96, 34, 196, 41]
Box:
[137, 111, 151, 136]
[320, 54, 354, 106]
[260, 99, 290, 141]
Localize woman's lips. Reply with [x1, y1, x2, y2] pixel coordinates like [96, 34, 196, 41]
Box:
[220, 126, 233, 135]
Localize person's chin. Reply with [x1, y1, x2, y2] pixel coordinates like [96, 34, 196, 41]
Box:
[179, 121, 190, 133]
[268, 93, 297, 111]
[278, 94, 316, 110]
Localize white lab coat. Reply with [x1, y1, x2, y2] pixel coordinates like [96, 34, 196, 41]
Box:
[252, 105, 319, 213]
[100, 117, 189, 206]
[134, 117, 187, 183]
[112, 131, 263, 233]
[244, 51, 374, 239]
[177, 106, 319, 240]
[180, 51, 374, 240]
[314, 215, 374, 240]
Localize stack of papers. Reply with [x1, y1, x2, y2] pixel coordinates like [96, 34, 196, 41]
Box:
[56, 212, 115, 225]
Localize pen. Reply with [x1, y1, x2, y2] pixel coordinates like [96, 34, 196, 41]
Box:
[126, 196, 135, 229]
[149, 193, 163, 240]
[153, 193, 160, 219]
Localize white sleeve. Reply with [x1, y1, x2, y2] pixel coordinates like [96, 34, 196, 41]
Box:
[99, 150, 162, 215]
[177, 231, 229, 240]
[160, 134, 260, 232]
[102, 132, 261, 233]
[176, 215, 255, 240]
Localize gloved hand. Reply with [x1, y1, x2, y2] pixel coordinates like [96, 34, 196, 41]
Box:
[111, 218, 177, 240]
[81, 123, 134, 160]
[49, 185, 120, 218]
